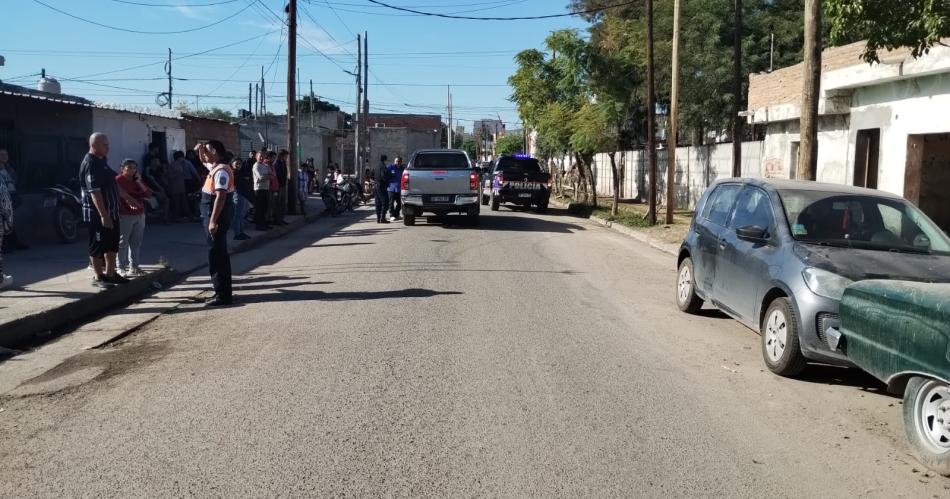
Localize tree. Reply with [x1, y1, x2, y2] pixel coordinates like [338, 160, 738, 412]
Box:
[827, 0, 950, 62]
[572, 101, 624, 215]
[496, 134, 525, 156]
[296, 96, 340, 113]
[461, 138, 477, 161]
[189, 107, 234, 121]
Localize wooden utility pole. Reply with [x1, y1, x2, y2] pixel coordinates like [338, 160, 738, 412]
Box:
[310, 79, 315, 129]
[799, 0, 821, 181]
[666, 0, 681, 225]
[166, 48, 172, 109]
[362, 32, 369, 176]
[732, 0, 743, 177]
[354, 34, 362, 174]
[286, 0, 298, 215]
[646, 0, 658, 226]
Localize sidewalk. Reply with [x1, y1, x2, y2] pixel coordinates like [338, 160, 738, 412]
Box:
[548, 198, 679, 256]
[0, 199, 325, 348]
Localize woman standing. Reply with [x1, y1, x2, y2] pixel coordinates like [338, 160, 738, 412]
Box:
[115, 159, 152, 276]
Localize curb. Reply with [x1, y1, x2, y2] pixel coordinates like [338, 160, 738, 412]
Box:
[549, 198, 678, 256]
[0, 207, 326, 349]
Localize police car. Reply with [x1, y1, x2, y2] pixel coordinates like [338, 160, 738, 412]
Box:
[482, 155, 552, 213]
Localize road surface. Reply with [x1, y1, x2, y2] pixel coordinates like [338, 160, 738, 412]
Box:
[1, 207, 946, 497]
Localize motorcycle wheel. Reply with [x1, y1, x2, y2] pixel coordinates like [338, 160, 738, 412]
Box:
[54, 205, 80, 243]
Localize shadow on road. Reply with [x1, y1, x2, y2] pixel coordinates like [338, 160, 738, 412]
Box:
[310, 242, 376, 248]
[237, 288, 463, 304]
[420, 212, 586, 234]
[794, 364, 892, 395]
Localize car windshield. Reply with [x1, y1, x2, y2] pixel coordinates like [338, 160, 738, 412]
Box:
[496, 157, 541, 172]
[778, 189, 950, 256]
[411, 152, 470, 170]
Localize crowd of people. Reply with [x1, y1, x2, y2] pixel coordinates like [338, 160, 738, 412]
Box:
[0, 139, 396, 298]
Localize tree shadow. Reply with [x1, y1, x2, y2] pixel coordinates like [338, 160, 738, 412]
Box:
[238, 288, 464, 304]
[428, 213, 586, 234]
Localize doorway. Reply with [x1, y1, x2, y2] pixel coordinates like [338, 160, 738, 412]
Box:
[150, 131, 168, 163]
[853, 128, 880, 188]
[905, 133, 950, 231]
[789, 141, 800, 179]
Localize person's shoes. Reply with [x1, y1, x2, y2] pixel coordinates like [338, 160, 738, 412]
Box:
[394, 215, 403, 220]
[234, 233, 251, 241]
[92, 277, 115, 289]
[104, 273, 131, 284]
[204, 293, 219, 303]
[380, 219, 391, 224]
[204, 296, 233, 307]
[0, 274, 14, 290]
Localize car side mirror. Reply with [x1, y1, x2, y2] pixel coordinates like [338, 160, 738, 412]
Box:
[736, 225, 768, 241]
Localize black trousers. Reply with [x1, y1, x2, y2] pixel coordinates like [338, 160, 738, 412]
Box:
[388, 191, 401, 218]
[202, 194, 233, 301]
[254, 190, 270, 228]
[375, 190, 388, 221]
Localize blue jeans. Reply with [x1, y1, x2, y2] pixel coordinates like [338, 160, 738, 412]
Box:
[232, 193, 249, 237]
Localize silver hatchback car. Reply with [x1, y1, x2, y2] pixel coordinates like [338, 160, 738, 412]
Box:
[676, 178, 950, 376]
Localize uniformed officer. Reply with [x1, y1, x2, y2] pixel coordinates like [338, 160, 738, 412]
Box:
[195, 140, 235, 307]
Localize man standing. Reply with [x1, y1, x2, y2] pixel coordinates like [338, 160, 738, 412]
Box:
[386, 156, 405, 221]
[80, 133, 129, 288]
[272, 150, 289, 226]
[232, 156, 253, 241]
[0, 149, 26, 251]
[252, 151, 273, 231]
[375, 155, 390, 224]
[0, 167, 14, 289]
[195, 140, 234, 307]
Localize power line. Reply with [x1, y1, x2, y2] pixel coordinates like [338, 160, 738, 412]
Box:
[110, 0, 240, 6]
[361, 0, 637, 20]
[31, 0, 256, 34]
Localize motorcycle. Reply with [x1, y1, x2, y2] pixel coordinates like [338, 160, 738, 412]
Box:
[42, 178, 83, 243]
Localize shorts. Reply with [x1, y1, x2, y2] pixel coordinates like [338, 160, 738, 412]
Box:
[88, 216, 120, 257]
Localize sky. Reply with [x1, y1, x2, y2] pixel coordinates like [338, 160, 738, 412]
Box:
[1, 0, 589, 131]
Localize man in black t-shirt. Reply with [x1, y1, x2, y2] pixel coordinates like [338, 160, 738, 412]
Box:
[79, 133, 129, 288]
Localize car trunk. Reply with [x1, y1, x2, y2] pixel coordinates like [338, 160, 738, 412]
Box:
[407, 169, 472, 195]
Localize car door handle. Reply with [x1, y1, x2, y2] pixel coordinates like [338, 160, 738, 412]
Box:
[718, 238, 727, 250]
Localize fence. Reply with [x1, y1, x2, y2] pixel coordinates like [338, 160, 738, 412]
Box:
[558, 141, 765, 210]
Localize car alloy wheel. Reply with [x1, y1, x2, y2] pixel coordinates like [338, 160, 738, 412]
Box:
[764, 309, 788, 363]
[677, 265, 692, 305]
[913, 380, 950, 454]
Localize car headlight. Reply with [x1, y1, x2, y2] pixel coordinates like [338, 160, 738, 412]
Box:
[801, 267, 853, 301]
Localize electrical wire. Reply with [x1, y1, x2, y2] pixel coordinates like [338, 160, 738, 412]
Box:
[31, 0, 256, 34]
[361, 0, 637, 20]
[110, 0, 240, 6]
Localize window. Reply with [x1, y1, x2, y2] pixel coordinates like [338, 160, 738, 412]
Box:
[496, 157, 541, 172]
[730, 187, 773, 232]
[411, 152, 470, 170]
[702, 184, 742, 227]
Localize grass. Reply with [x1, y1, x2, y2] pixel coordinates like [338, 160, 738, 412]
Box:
[555, 194, 693, 246]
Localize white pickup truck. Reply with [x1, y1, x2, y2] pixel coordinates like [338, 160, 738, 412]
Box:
[399, 149, 480, 226]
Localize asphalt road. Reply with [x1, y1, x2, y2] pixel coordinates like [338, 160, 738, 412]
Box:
[1, 207, 947, 497]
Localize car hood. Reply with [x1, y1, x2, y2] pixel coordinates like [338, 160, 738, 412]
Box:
[793, 243, 950, 283]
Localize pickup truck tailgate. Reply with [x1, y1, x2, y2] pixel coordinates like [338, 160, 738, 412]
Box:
[407, 169, 472, 195]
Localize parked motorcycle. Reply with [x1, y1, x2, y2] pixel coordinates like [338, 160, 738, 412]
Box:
[42, 178, 83, 243]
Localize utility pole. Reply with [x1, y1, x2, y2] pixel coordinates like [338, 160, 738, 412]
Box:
[447, 86, 453, 149]
[799, 0, 821, 181]
[362, 32, 369, 177]
[666, 0, 681, 225]
[165, 48, 172, 109]
[248, 82, 252, 118]
[310, 79, 315, 128]
[254, 82, 259, 117]
[262, 66, 268, 146]
[354, 34, 361, 175]
[732, 0, 743, 177]
[646, 0, 658, 226]
[286, 0, 298, 215]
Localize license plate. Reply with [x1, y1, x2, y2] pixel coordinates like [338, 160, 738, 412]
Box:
[518, 193, 533, 198]
[432, 196, 450, 202]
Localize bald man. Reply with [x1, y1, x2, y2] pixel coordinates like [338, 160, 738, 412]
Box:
[79, 133, 129, 288]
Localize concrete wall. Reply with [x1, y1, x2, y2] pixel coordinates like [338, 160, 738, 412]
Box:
[92, 109, 185, 170]
[367, 127, 440, 169]
[570, 141, 765, 210]
[179, 115, 240, 156]
[759, 114, 851, 183]
[848, 72, 950, 196]
[239, 120, 340, 173]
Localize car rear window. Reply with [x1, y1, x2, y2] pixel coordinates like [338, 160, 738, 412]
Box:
[411, 153, 470, 170]
[496, 157, 541, 172]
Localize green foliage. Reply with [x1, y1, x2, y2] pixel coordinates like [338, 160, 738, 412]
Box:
[570, 101, 616, 155]
[189, 107, 234, 121]
[496, 134, 525, 156]
[296, 97, 340, 113]
[461, 138, 477, 159]
[826, 0, 950, 62]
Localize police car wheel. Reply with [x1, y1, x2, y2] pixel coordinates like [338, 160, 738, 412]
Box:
[490, 191, 500, 211]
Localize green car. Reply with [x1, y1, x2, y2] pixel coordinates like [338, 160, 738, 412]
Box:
[832, 280, 950, 475]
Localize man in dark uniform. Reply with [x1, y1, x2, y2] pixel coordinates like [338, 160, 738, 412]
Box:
[195, 140, 234, 307]
[375, 155, 391, 224]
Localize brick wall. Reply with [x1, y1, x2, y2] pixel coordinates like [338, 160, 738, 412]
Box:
[747, 41, 914, 111]
[180, 115, 240, 155]
[365, 113, 441, 131]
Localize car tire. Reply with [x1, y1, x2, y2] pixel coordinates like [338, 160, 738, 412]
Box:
[403, 213, 415, 226]
[481, 194, 489, 206]
[760, 297, 807, 377]
[903, 376, 950, 476]
[490, 191, 500, 211]
[675, 257, 703, 313]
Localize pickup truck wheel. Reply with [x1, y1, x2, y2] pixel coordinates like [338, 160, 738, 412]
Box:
[675, 257, 703, 313]
[490, 191, 500, 211]
[481, 194, 489, 206]
[760, 298, 807, 377]
[903, 377, 950, 476]
[403, 213, 416, 226]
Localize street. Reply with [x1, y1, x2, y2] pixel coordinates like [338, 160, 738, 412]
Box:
[0, 207, 945, 497]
